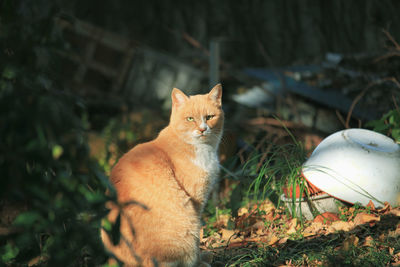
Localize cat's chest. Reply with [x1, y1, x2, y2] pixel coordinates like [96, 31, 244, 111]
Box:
[192, 144, 220, 178]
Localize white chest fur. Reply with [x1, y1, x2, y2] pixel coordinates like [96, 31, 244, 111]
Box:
[192, 143, 220, 177]
[191, 143, 220, 207]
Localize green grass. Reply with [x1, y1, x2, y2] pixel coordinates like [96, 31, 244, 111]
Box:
[208, 127, 400, 266]
[241, 136, 310, 222]
[210, 223, 399, 266]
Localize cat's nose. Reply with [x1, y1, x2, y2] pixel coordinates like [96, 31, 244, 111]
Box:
[198, 122, 207, 133]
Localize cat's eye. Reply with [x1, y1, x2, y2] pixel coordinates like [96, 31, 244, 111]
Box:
[205, 115, 215, 121]
[186, 117, 194, 122]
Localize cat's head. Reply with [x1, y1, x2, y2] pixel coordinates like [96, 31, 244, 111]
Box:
[170, 84, 224, 145]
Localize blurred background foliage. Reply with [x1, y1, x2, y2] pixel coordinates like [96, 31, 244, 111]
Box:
[1, 0, 400, 266]
[72, 0, 400, 66]
[0, 0, 114, 265]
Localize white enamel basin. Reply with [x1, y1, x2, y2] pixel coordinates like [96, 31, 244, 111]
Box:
[302, 128, 400, 208]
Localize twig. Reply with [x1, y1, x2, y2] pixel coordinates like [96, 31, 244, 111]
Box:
[345, 77, 397, 127]
[387, 76, 400, 89]
[256, 135, 280, 173]
[182, 32, 210, 56]
[383, 29, 400, 50]
[375, 30, 400, 62]
[237, 143, 250, 165]
[335, 110, 347, 128]
[246, 117, 305, 129]
[374, 51, 400, 62]
[346, 88, 368, 128]
[254, 132, 273, 171]
[165, 27, 209, 56]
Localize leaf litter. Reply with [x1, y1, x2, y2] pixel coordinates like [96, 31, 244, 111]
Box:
[201, 199, 400, 266]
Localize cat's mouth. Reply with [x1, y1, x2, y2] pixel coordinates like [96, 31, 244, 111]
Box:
[194, 133, 208, 140]
[191, 130, 211, 141]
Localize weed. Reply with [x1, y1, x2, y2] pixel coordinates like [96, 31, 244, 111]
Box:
[338, 202, 372, 221]
[366, 108, 400, 142]
[243, 137, 310, 222]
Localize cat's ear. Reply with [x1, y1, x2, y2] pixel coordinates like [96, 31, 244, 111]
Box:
[208, 83, 222, 106]
[171, 88, 189, 108]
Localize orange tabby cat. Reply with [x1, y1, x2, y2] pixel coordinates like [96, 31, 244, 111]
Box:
[101, 84, 224, 266]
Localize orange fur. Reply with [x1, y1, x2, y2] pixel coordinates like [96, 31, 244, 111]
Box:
[101, 84, 224, 267]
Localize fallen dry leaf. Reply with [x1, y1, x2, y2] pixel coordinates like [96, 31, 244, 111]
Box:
[392, 252, 400, 266]
[378, 202, 392, 214]
[235, 213, 257, 230]
[28, 256, 41, 267]
[390, 208, 400, 217]
[279, 259, 295, 267]
[379, 233, 387, 242]
[273, 213, 282, 220]
[268, 234, 280, 245]
[353, 212, 380, 226]
[211, 242, 222, 249]
[313, 212, 340, 225]
[286, 218, 297, 234]
[388, 227, 400, 238]
[303, 222, 324, 237]
[238, 207, 249, 216]
[286, 226, 297, 235]
[215, 214, 230, 228]
[243, 236, 262, 243]
[362, 236, 374, 247]
[203, 232, 221, 248]
[303, 232, 316, 238]
[327, 220, 355, 233]
[278, 237, 289, 245]
[200, 228, 205, 242]
[348, 207, 355, 215]
[257, 199, 276, 214]
[338, 206, 357, 221]
[255, 228, 265, 236]
[251, 221, 265, 231]
[263, 212, 275, 221]
[220, 228, 236, 241]
[366, 200, 376, 212]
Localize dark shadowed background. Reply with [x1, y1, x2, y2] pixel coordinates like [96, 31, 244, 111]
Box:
[1, 1, 400, 266]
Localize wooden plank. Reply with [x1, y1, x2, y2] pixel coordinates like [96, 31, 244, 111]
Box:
[57, 19, 133, 52]
[57, 18, 135, 94]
